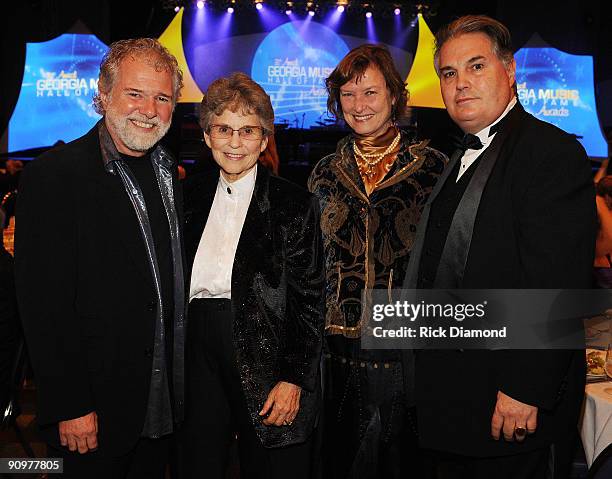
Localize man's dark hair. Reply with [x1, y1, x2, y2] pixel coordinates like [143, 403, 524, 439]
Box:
[434, 15, 514, 71]
[434, 15, 516, 95]
[325, 44, 408, 122]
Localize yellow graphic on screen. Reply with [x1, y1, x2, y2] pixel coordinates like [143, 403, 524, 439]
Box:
[406, 14, 444, 109]
[158, 8, 204, 103]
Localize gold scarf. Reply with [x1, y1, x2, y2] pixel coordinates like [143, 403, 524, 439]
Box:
[354, 125, 401, 195]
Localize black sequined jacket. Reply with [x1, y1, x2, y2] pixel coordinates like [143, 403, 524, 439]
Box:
[184, 166, 324, 448]
[307, 130, 447, 339]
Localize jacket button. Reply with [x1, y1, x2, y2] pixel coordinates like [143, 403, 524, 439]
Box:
[144, 347, 153, 357]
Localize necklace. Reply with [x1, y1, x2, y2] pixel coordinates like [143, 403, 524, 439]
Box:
[353, 131, 401, 179]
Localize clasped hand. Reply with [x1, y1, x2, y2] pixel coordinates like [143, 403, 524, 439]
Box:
[491, 391, 537, 442]
[59, 411, 98, 454]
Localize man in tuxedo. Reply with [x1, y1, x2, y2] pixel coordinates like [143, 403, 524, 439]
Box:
[15, 38, 185, 478]
[402, 15, 596, 478]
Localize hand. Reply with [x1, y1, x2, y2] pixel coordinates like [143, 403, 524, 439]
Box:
[491, 391, 537, 442]
[258, 381, 301, 427]
[59, 411, 98, 453]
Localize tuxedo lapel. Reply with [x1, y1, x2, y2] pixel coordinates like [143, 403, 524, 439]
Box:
[434, 104, 523, 288]
[402, 147, 463, 289]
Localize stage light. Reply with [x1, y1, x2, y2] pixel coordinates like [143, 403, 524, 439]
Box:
[174, 6, 180, 12]
[308, 10, 315, 16]
[365, 11, 372, 18]
[196, 1, 204, 9]
[227, 6, 234, 12]
[337, 5, 344, 12]
[285, 9, 292, 14]
[394, 8, 400, 15]
[256, 2, 263, 10]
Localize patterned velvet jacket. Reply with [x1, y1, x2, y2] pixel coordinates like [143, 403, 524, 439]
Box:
[308, 130, 447, 338]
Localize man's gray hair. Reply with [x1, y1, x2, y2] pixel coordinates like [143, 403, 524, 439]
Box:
[92, 38, 183, 115]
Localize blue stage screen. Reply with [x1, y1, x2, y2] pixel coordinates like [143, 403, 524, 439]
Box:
[515, 47, 608, 158]
[8, 33, 108, 152]
[250, 21, 350, 129]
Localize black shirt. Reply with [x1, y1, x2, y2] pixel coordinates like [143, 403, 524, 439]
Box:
[120, 153, 174, 328]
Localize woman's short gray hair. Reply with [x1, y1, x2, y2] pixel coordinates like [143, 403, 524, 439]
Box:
[199, 72, 274, 135]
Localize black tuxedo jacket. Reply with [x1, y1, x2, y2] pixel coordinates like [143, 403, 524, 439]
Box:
[183, 166, 324, 447]
[403, 103, 597, 456]
[14, 126, 183, 455]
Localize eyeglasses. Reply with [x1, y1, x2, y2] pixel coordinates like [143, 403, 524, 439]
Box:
[208, 124, 265, 140]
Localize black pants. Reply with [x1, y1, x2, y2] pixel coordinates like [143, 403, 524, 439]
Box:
[431, 448, 551, 479]
[322, 337, 423, 479]
[48, 435, 170, 479]
[181, 299, 313, 479]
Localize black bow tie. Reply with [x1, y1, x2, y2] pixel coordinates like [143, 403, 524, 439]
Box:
[453, 133, 484, 152]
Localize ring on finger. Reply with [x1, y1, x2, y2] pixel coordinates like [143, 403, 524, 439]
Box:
[514, 426, 527, 438]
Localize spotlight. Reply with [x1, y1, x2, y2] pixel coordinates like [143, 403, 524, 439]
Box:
[196, 1, 204, 9]
[227, 6, 234, 13]
[337, 5, 344, 12]
[174, 5, 180, 12]
[365, 11, 372, 18]
[285, 9, 292, 14]
[308, 10, 315, 16]
[394, 8, 400, 15]
[256, 2, 263, 10]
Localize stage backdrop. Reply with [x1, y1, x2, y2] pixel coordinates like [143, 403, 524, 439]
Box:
[8, 33, 107, 152]
[7, 9, 607, 159]
[516, 45, 608, 158]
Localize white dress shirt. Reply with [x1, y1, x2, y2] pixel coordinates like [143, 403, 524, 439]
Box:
[189, 165, 257, 301]
[456, 97, 517, 182]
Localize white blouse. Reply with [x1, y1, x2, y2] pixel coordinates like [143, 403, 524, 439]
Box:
[189, 165, 257, 300]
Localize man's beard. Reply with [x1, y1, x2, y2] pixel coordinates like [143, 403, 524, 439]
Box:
[105, 107, 171, 153]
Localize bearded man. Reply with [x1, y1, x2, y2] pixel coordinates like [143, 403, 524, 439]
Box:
[15, 38, 185, 479]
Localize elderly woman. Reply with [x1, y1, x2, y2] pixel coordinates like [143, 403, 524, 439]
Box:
[181, 72, 324, 479]
[308, 44, 447, 477]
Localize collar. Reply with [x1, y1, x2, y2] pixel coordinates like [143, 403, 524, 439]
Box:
[97, 120, 173, 174]
[473, 96, 518, 146]
[218, 164, 257, 198]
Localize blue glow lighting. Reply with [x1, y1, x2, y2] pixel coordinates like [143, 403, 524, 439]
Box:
[366, 13, 377, 42]
[285, 9, 292, 15]
[251, 21, 349, 128]
[9, 33, 108, 151]
[196, 1, 204, 9]
[256, 2, 263, 10]
[394, 8, 400, 15]
[515, 47, 608, 158]
[325, 4, 344, 29]
[308, 10, 315, 16]
[227, 6, 234, 13]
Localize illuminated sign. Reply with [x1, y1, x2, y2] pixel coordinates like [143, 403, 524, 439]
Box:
[515, 47, 607, 158]
[251, 21, 349, 129]
[9, 33, 107, 152]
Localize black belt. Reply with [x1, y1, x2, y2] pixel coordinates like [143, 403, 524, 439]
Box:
[190, 297, 232, 313]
